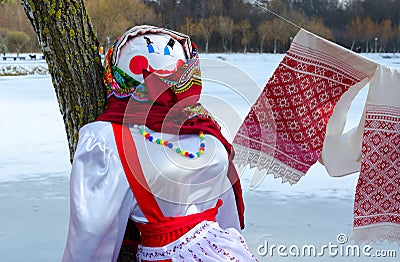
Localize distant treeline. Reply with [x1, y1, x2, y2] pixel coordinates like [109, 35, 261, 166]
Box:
[1, 0, 400, 54]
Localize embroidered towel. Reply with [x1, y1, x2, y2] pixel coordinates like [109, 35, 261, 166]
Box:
[353, 65, 400, 244]
[233, 29, 377, 186]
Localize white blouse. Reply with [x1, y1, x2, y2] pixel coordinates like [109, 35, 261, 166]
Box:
[62, 121, 240, 262]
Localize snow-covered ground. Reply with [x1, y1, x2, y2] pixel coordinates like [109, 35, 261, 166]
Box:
[0, 52, 399, 261]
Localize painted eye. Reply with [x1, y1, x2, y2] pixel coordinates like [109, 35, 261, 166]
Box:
[164, 38, 175, 56]
[144, 36, 155, 54]
[164, 45, 171, 56]
[167, 38, 175, 48]
[147, 44, 155, 54]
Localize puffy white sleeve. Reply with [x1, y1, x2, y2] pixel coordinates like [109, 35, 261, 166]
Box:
[62, 127, 134, 262]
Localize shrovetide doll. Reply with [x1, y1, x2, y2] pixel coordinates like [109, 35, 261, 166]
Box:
[62, 25, 257, 261]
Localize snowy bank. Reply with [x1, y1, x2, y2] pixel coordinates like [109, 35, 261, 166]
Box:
[0, 54, 48, 76]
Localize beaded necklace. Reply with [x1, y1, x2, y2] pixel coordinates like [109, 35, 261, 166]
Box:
[133, 125, 205, 159]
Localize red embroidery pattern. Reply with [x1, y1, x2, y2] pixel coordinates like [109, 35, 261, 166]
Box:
[353, 105, 400, 242]
[136, 222, 258, 261]
[234, 42, 369, 184]
[136, 222, 211, 260]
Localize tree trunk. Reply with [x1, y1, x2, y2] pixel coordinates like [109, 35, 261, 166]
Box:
[20, 0, 106, 162]
[20, 1, 135, 261]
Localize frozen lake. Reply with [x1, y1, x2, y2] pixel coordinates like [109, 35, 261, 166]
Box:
[1, 52, 399, 261]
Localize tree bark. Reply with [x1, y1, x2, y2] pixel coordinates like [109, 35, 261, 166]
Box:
[20, 1, 136, 261]
[20, 0, 106, 162]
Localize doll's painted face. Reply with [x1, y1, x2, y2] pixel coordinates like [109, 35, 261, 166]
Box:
[116, 33, 187, 83]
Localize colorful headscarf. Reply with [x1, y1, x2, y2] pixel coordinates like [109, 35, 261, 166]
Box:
[99, 25, 218, 132]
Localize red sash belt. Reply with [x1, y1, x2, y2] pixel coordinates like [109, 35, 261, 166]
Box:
[136, 199, 222, 247]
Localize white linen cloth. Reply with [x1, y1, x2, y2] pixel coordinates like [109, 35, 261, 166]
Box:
[62, 121, 241, 262]
[320, 78, 371, 177]
[136, 221, 257, 261]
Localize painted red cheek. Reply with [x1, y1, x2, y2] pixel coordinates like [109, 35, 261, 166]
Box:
[129, 55, 149, 75]
[176, 59, 185, 69]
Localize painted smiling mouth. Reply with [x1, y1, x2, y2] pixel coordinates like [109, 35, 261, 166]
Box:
[129, 55, 185, 77]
